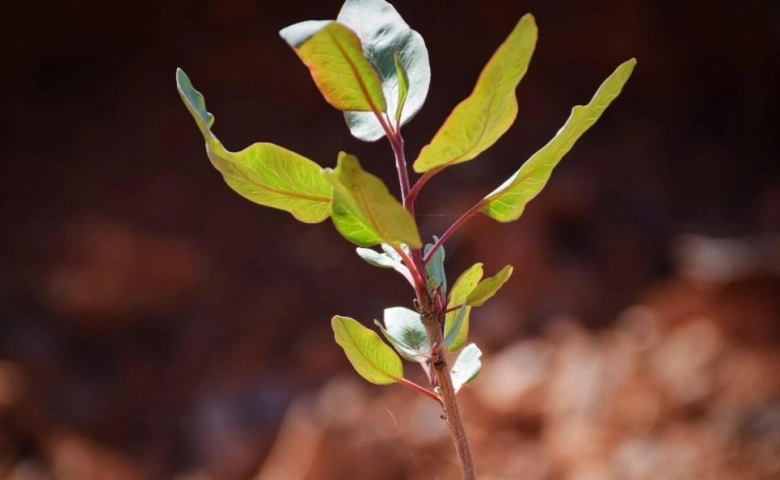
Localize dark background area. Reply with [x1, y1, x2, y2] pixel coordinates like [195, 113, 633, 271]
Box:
[1, 1, 779, 479]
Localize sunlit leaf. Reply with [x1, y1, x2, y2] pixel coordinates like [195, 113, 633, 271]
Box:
[280, 21, 386, 114]
[176, 69, 330, 223]
[482, 59, 636, 222]
[451, 343, 482, 393]
[467, 265, 513, 307]
[444, 263, 483, 351]
[337, 0, 431, 141]
[424, 237, 446, 296]
[413, 14, 537, 172]
[332, 315, 403, 385]
[324, 152, 422, 248]
[356, 247, 413, 285]
[375, 307, 430, 362]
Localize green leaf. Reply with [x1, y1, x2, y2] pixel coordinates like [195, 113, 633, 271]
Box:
[444, 263, 483, 351]
[393, 52, 409, 127]
[467, 265, 513, 307]
[332, 315, 403, 385]
[451, 343, 482, 393]
[355, 247, 413, 285]
[280, 21, 387, 114]
[337, 0, 431, 141]
[413, 14, 537, 173]
[324, 152, 422, 248]
[481, 59, 637, 222]
[375, 307, 430, 362]
[176, 69, 331, 223]
[424, 237, 446, 296]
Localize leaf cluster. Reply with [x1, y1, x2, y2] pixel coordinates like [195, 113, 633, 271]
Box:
[176, 0, 634, 404]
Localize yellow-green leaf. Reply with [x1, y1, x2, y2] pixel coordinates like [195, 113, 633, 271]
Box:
[482, 59, 636, 222]
[412, 14, 537, 173]
[332, 315, 403, 385]
[444, 263, 483, 351]
[280, 21, 387, 114]
[176, 69, 331, 223]
[467, 265, 513, 307]
[324, 152, 422, 248]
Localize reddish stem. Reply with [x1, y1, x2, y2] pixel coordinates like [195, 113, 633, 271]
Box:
[444, 304, 463, 314]
[393, 245, 427, 300]
[397, 377, 443, 407]
[406, 166, 444, 209]
[423, 199, 487, 265]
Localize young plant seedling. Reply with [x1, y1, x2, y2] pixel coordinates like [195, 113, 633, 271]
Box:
[176, 1, 635, 478]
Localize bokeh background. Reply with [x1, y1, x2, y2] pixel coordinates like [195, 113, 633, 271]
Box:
[1, 0, 779, 479]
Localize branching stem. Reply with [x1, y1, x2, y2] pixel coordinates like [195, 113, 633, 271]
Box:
[393, 245, 427, 301]
[419, 306, 477, 480]
[388, 129, 477, 480]
[423, 199, 487, 264]
[397, 377, 443, 407]
[405, 166, 443, 208]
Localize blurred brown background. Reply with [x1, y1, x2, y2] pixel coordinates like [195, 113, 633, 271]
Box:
[1, 0, 779, 479]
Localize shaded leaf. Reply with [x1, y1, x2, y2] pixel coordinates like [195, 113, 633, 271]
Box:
[482, 59, 637, 222]
[467, 265, 513, 307]
[451, 343, 482, 393]
[176, 69, 330, 223]
[280, 21, 386, 114]
[375, 307, 430, 362]
[324, 152, 422, 248]
[356, 247, 413, 285]
[424, 237, 446, 296]
[332, 315, 403, 385]
[444, 263, 483, 351]
[337, 0, 431, 141]
[413, 14, 537, 172]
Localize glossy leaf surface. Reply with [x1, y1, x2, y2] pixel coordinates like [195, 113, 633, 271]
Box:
[337, 0, 431, 141]
[444, 263, 483, 351]
[324, 152, 422, 248]
[332, 315, 403, 385]
[280, 21, 387, 114]
[451, 343, 482, 393]
[176, 69, 330, 223]
[413, 14, 537, 172]
[467, 265, 513, 307]
[482, 59, 637, 222]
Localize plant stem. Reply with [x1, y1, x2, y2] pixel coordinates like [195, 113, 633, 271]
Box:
[397, 377, 443, 407]
[390, 135, 412, 211]
[405, 166, 443, 208]
[423, 199, 487, 264]
[390, 120, 476, 480]
[420, 306, 477, 480]
[393, 245, 428, 301]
